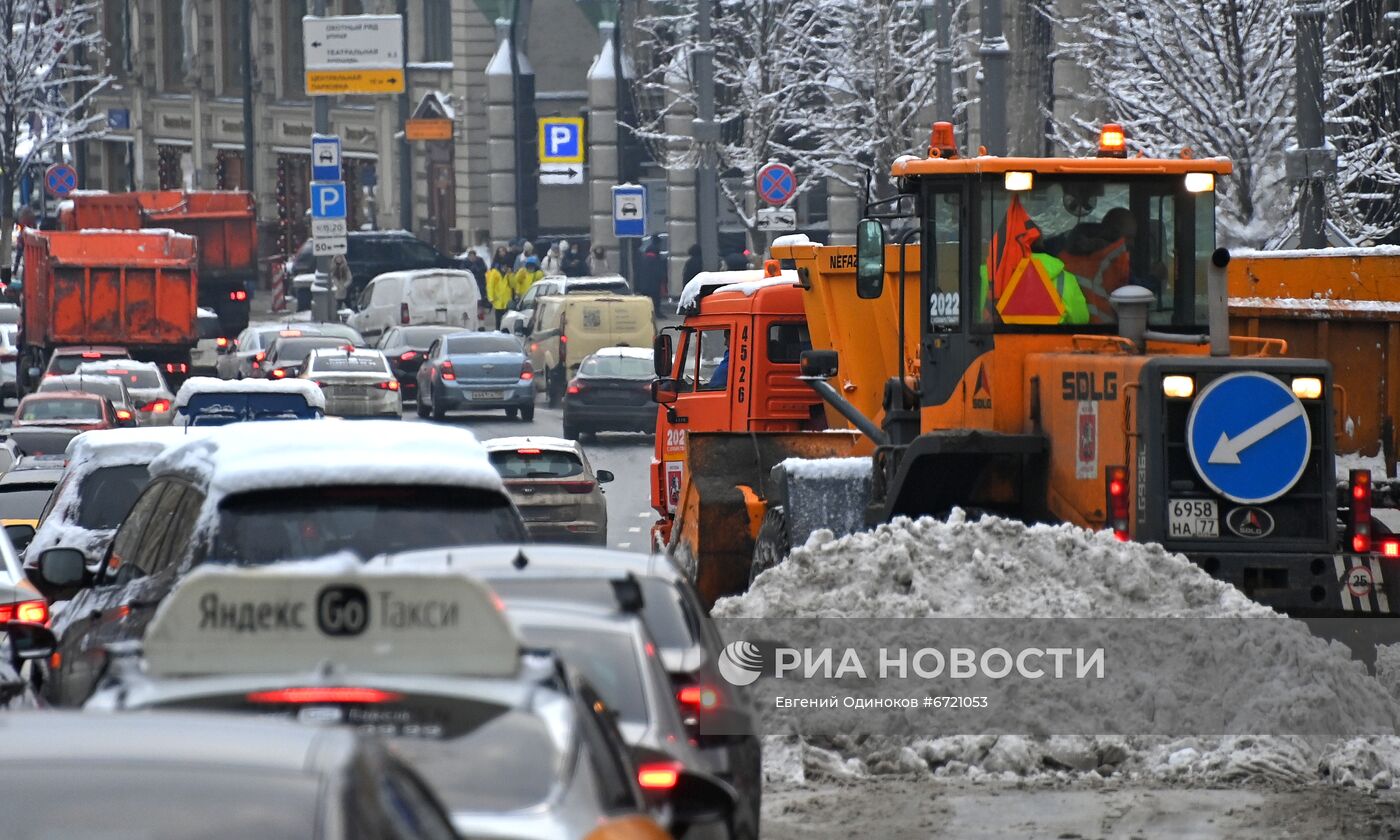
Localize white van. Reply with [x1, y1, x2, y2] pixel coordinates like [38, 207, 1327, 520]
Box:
[348, 269, 482, 340]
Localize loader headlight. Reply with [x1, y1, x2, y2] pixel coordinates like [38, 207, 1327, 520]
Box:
[1184, 172, 1215, 193]
[1162, 375, 1195, 399]
[1004, 171, 1034, 192]
[1291, 376, 1323, 399]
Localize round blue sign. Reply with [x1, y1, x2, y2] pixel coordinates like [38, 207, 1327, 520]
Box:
[1186, 371, 1311, 504]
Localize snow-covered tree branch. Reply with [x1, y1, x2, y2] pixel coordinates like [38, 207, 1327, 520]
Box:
[1, 0, 111, 267]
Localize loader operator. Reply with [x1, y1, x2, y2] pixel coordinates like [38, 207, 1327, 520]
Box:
[979, 195, 1092, 326]
[1055, 206, 1135, 322]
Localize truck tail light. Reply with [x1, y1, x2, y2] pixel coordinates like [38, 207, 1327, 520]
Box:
[229, 289, 248, 302]
[401, 302, 411, 324]
[1379, 537, 1400, 559]
[1105, 465, 1129, 541]
[1349, 469, 1372, 554]
[439, 360, 455, 381]
[164, 362, 188, 374]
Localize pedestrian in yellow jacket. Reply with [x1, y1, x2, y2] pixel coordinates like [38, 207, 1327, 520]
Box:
[512, 256, 543, 298]
[486, 263, 513, 328]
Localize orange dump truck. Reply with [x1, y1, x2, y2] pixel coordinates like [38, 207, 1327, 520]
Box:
[58, 191, 257, 334]
[18, 230, 198, 395]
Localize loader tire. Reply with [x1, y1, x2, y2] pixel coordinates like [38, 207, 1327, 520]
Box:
[750, 506, 791, 587]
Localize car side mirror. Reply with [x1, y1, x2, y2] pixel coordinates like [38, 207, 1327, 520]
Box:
[653, 334, 673, 379]
[665, 769, 738, 834]
[3, 621, 57, 662]
[4, 523, 34, 553]
[855, 218, 886, 299]
[596, 469, 614, 484]
[37, 547, 91, 590]
[650, 378, 678, 406]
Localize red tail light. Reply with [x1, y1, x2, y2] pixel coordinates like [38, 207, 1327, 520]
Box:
[567, 380, 581, 395]
[517, 448, 542, 455]
[376, 380, 400, 391]
[245, 687, 403, 705]
[0, 600, 49, 624]
[254, 351, 266, 363]
[81, 352, 103, 359]
[400, 302, 411, 324]
[216, 337, 230, 348]
[115, 409, 133, 422]
[559, 334, 568, 344]
[1350, 470, 1373, 554]
[636, 761, 682, 790]
[521, 361, 533, 381]
[677, 685, 720, 711]
[141, 399, 171, 414]
[399, 350, 418, 362]
[229, 290, 248, 301]
[1380, 537, 1400, 559]
[1105, 465, 1129, 541]
[164, 363, 189, 374]
[270, 368, 287, 379]
[439, 360, 456, 381]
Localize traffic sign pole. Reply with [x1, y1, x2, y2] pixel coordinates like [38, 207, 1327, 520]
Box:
[310, 0, 334, 322]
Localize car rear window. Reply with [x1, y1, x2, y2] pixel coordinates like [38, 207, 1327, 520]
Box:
[446, 334, 521, 354]
[567, 279, 630, 295]
[491, 578, 698, 649]
[310, 354, 389, 374]
[0, 486, 56, 522]
[77, 465, 152, 530]
[400, 326, 458, 346]
[19, 398, 102, 421]
[272, 337, 351, 360]
[579, 355, 653, 379]
[518, 625, 649, 724]
[208, 485, 527, 566]
[50, 353, 123, 375]
[489, 449, 584, 479]
[80, 366, 163, 389]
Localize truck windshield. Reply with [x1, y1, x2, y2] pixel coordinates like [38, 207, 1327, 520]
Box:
[973, 175, 1213, 330]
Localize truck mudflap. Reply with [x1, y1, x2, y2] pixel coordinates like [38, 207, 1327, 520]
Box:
[1189, 551, 1400, 616]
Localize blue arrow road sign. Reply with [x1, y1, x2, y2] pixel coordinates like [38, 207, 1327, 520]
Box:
[612, 185, 647, 238]
[309, 181, 348, 219]
[45, 163, 78, 198]
[1187, 371, 1312, 504]
[311, 135, 342, 182]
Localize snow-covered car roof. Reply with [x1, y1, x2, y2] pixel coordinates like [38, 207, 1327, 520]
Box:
[484, 436, 583, 456]
[150, 420, 503, 497]
[677, 269, 799, 313]
[370, 268, 476, 282]
[173, 376, 326, 410]
[75, 358, 160, 372]
[585, 346, 653, 360]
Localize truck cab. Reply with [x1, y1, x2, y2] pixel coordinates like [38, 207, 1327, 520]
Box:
[649, 268, 824, 543]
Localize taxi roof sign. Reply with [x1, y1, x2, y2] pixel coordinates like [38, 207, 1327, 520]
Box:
[143, 566, 520, 679]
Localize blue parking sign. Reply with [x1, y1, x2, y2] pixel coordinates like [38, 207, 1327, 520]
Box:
[309, 181, 347, 219]
[1186, 371, 1312, 504]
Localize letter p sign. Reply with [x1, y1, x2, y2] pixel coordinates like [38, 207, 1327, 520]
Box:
[310, 181, 347, 219]
[538, 117, 585, 165]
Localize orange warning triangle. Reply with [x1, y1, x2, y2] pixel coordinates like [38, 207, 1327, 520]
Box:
[997, 257, 1065, 325]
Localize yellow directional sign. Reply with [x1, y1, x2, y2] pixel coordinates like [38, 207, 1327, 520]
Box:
[305, 69, 405, 96]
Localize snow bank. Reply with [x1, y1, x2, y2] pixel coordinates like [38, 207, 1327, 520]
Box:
[1338, 451, 1392, 481]
[779, 457, 871, 482]
[150, 419, 503, 498]
[173, 376, 326, 410]
[720, 513, 1400, 790]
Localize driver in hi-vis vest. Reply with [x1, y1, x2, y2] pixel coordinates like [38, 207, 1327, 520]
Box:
[979, 195, 1090, 326]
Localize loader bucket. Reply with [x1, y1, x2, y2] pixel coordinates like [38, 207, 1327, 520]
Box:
[671, 431, 867, 608]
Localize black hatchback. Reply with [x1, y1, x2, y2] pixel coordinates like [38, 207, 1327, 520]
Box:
[562, 348, 657, 441]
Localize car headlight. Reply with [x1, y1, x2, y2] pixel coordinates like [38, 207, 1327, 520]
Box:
[1291, 376, 1323, 399]
[1162, 375, 1194, 399]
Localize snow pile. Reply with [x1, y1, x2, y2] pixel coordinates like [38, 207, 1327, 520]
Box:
[779, 457, 872, 482]
[719, 513, 1400, 790]
[1337, 451, 1392, 481]
[173, 376, 326, 410]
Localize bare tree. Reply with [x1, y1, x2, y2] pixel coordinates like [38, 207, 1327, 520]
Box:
[0, 0, 110, 268]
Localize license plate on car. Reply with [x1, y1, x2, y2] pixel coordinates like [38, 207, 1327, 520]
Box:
[1168, 499, 1218, 538]
[471, 390, 503, 400]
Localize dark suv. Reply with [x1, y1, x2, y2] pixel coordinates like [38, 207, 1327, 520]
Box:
[284, 231, 464, 310]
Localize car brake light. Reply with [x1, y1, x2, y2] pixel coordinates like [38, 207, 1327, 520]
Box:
[141, 399, 171, 414]
[270, 368, 287, 379]
[677, 685, 720, 711]
[376, 380, 400, 391]
[255, 351, 267, 362]
[517, 448, 542, 455]
[567, 380, 581, 395]
[216, 337, 230, 348]
[0, 600, 49, 624]
[1380, 537, 1400, 559]
[1105, 465, 1129, 541]
[637, 761, 682, 790]
[245, 687, 403, 705]
[399, 350, 417, 361]
[440, 360, 455, 381]
[81, 352, 102, 359]
[521, 370, 534, 381]
[115, 409, 133, 421]
[164, 363, 188, 374]
[229, 290, 248, 301]
[401, 302, 410, 324]
[1350, 470, 1372, 554]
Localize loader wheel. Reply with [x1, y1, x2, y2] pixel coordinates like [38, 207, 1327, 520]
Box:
[750, 506, 792, 587]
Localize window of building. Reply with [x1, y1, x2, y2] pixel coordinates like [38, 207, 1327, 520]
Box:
[422, 0, 452, 62]
[281, 0, 309, 100]
[216, 150, 246, 190]
[104, 0, 132, 79]
[103, 142, 134, 192]
[219, 0, 246, 95]
[160, 0, 189, 92]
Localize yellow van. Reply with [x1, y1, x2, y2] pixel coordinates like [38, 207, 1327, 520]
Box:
[521, 294, 655, 406]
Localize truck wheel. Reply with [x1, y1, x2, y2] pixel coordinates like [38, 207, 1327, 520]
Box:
[750, 506, 791, 587]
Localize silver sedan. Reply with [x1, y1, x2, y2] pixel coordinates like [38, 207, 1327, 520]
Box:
[298, 347, 402, 418]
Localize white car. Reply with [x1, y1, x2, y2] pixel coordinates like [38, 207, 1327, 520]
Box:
[347, 269, 482, 341]
[189, 308, 224, 376]
[299, 347, 402, 418]
[75, 360, 176, 425]
[0, 323, 17, 401]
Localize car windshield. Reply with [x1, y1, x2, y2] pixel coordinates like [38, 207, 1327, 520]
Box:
[580, 355, 654, 379]
[7, 764, 318, 837]
[77, 465, 152, 530]
[271, 337, 350, 361]
[0, 486, 55, 521]
[489, 449, 584, 479]
[208, 485, 527, 566]
[19, 398, 101, 421]
[446, 335, 521, 355]
[310, 353, 389, 374]
[400, 326, 458, 347]
[50, 354, 122, 375]
[492, 578, 697, 650]
[517, 625, 649, 724]
[79, 365, 163, 389]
